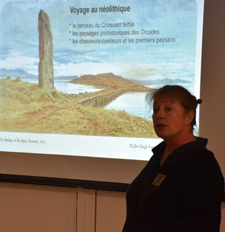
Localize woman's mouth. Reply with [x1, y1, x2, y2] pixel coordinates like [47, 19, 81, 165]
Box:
[156, 123, 166, 128]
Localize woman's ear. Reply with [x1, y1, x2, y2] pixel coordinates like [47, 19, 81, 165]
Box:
[186, 110, 195, 125]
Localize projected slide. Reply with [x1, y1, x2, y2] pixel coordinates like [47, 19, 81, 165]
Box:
[0, 0, 204, 160]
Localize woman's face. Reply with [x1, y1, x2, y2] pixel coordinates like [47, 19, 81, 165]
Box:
[152, 96, 193, 141]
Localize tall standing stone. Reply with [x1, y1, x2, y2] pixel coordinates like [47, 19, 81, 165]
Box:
[38, 10, 54, 89]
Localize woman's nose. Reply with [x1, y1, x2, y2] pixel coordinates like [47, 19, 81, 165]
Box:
[155, 108, 165, 118]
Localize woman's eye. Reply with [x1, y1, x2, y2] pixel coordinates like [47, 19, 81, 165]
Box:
[153, 108, 158, 113]
[166, 107, 172, 112]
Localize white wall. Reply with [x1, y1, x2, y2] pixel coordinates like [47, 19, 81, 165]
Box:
[0, 182, 224, 232]
[221, 204, 225, 232]
[0, 182, 126, 232]
[0, 182, 77, 232]
[200, 0, 225, 176]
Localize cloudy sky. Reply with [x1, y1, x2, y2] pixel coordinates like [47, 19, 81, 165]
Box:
[0, 0, 204, 84]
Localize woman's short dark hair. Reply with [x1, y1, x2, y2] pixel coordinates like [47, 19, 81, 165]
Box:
[146, 85, 199, 130]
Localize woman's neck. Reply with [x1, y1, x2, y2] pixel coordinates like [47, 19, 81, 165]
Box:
[160, 134, 196, 167]
[164, 133, 196, 153]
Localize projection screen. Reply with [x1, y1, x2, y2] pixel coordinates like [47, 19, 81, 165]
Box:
[0, 0, 205, 186]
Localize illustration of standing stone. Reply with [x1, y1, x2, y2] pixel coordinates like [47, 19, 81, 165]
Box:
[38, 10, 54, 89]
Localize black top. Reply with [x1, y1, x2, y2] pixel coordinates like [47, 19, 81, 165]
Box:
[123, 137, 224, 232]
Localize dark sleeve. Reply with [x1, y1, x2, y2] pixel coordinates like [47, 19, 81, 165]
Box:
[136, 151, 224, 232]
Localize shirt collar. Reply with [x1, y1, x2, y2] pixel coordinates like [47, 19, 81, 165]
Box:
[151, 137, 208, 168]
[152, 137, 208, 156]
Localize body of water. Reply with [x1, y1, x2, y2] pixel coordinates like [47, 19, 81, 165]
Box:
[54, 80, 104, 94]
[104, 92, 153, 120]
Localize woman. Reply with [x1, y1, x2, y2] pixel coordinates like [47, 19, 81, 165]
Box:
[123, 85, 224, 232]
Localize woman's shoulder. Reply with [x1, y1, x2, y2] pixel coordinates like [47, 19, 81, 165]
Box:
[178, 137, 216, 163]
[183, 142, 223, 183]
